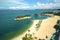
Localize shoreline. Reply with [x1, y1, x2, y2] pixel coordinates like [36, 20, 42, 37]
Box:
[11, 20, 40, 40]
[34, 16, 60, 40]
[11, 16, 60, 40]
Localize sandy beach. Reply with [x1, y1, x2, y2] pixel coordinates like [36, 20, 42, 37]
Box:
[11, 20, 40, 40]
[34, 16, 60, 40]
[11, 16, 60, 40]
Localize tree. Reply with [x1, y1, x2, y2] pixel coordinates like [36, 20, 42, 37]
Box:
[22, 34, 33, 40]
[33, 14, 38, 17]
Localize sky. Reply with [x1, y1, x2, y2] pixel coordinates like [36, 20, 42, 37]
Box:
[0, 0, 60, 9]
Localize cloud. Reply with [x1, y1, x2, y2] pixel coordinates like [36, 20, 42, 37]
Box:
[9, 1, 60, 9]
[9, 3, 60, 9]
[33, 2, 60, 9]
[0, 0, 28, 6]
[9, 6, 32, 10]
[0, 0, 30, 9]
[8, 0, 29, 6]
[54, 0, 60, 3]
[0, 0, 60, 9]
[9, 7, 20, 9]
[7, 0, 25, 4]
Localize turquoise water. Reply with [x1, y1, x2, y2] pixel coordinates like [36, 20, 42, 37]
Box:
[51, 35, 56, 40]
[51, 30, 60, 40]
[0, 9, 55, 40]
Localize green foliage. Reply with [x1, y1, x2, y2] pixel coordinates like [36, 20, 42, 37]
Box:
[36, 21, 42, 28]
[16, 15, 31, 18]
[33, 14, 38, 16]
[54, 20, 60, 30]
[42, 12, 53, 14]
[22, 34, 33, 40]
[54, 25, 60, 30]
[36, 24, 40, 28]
[42, 12, 60, 16]
[24, 15, 31, 17]
[54, 12, 60, 16]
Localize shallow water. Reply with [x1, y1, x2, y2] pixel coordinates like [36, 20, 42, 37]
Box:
[0, 9, 55, 40]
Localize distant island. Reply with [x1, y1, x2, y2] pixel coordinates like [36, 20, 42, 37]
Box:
[14, 14, 40, 20]
[14, 15, 31, 20]
[42, 12, 60, 16]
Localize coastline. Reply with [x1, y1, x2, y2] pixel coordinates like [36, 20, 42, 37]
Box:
[34, 16, 60, 40]
[11, 20, 40, 40]
[11, 16, 60, 40]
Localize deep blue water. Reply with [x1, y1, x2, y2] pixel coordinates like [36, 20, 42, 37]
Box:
[0, 9, 55, 40]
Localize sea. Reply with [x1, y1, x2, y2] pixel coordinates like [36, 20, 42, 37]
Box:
[0, 9, 55, 40]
